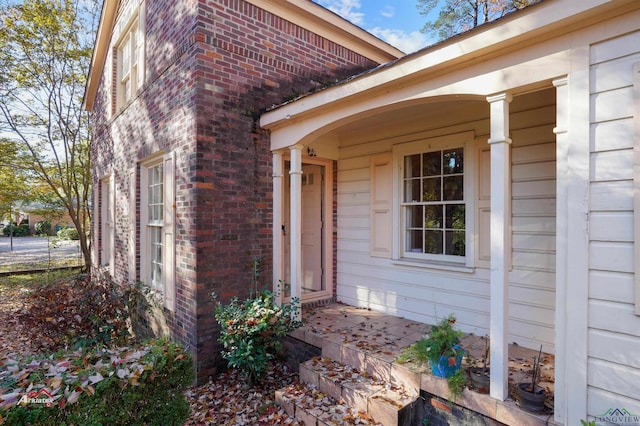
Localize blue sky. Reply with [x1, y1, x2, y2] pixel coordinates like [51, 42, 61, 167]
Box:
[313, 0, 439, 53]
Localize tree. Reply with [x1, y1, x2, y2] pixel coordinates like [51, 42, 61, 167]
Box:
[0, 0, 100, 271]
[417, 0, 539, 41]
[0, 138, 31, 247]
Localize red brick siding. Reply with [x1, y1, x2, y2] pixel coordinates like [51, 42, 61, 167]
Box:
[91, 0, 379, 383]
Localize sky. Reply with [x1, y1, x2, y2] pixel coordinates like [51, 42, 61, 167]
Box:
[312, 0, 439, 53]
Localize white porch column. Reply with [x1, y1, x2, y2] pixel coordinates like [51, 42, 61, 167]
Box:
[272, 150, 284, 304]
[487, 92, 512, 401]
[289, 144, 303, 313]
[553, 76, 569, 424]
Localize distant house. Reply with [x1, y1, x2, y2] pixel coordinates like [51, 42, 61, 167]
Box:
[84, 0, 401, 382]
[260, 0, 640, 423]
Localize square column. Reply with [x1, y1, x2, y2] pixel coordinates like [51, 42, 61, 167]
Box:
[487, 92, 512, 401]
[289, 144, 304, 315]
[272, 150, 284, 304]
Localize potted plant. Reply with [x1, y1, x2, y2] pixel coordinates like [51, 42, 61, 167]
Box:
[468, 336, 490, 394]
[517, 345, 547, 412]
[422, 314, 465, 378]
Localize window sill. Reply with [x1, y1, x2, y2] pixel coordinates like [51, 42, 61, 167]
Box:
[391, 258, 475, 273]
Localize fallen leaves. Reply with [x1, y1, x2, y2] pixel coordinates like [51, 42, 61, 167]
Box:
[184, 361, 301, 425]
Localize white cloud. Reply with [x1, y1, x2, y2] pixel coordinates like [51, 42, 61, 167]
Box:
[369, 27, 431, 54]
[316, 0, 365, 26]
[380, 6, 394, 18]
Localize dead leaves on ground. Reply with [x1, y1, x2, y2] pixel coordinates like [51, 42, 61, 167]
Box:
[184, 361, 301, 425]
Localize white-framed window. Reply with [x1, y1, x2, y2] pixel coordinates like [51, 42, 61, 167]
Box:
[147, 163, 163, 291]
[140, 152, 175, 310]
[100, 175, 115, 272]
[113, 1, 145, 112]
[393, 132, 475, 267]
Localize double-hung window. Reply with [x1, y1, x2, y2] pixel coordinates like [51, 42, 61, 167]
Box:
[394, 132, 474, 266]
[113, 1, 145, 113]
[140, 152, 175, 311]
[147, 163, 163, 292]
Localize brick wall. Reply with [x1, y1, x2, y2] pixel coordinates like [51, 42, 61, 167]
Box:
[91, 0, 379, 383]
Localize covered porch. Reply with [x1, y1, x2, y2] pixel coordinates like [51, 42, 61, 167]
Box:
[260, 2, 588, 423]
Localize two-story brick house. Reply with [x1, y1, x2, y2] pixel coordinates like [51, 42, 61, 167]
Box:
[84, 0, 402, 380]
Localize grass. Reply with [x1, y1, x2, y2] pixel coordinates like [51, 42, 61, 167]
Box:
[0, 258, 82, 274]
[0, 269, 81, 290]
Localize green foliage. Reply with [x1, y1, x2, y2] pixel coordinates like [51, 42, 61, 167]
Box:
[580, 420, 595, 426]
[34, 220, 51, 235]
[446, 369, 466, 399]
[213, 290, 303, 382]
[417, 0, 540, 41]
[0, 339, 193, 426]
[0, 0, 98, 271]
[2, 223, 30, 237]
[56, 226, 78, 240]
[401, 314, 463, 365]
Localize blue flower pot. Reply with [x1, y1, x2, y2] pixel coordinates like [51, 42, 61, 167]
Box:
[429, 346, 464, 378]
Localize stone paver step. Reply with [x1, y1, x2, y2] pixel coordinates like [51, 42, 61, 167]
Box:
[276, 382, 382, 426]
[297, 356, 418, 426]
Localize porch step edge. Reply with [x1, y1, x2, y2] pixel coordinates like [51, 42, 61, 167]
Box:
[299, 356, 418, 426]
[276, 383, 382, 426]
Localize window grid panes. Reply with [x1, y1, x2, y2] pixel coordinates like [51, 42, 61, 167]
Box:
[147, 163, 163, 291]
[403, 148, 465, 257]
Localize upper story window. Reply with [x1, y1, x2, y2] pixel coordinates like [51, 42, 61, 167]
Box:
[113, 1, 145, 114]
[394, 132, 475, 266]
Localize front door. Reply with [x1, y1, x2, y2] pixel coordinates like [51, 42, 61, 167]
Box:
[284, 161, 326, 299]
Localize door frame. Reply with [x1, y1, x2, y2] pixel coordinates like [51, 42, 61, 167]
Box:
[281, 155, 334, 303]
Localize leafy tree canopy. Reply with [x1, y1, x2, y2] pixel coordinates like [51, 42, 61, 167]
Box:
[0, 0, 99, 270]
[417, 0, 540, 41]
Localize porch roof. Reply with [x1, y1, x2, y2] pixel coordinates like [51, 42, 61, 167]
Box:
[260, 0, 635, 151]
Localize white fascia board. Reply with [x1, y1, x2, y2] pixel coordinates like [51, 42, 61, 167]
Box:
[260, 0, 626, 130]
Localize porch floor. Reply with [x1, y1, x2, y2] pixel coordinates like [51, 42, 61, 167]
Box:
[291, 302, 556, 425]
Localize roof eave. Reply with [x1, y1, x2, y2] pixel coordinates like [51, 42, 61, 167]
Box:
[83, 0, 119, 111]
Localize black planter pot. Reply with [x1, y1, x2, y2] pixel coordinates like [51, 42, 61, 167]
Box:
[517, 383, 546, 413]
[469, 367, 490, 394]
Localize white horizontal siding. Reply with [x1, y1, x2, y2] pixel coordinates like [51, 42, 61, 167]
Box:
[336, 90, 556, 353]
[588, 29, 640, 403]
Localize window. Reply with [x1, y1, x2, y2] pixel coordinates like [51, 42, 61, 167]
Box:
[140, 152, 175, 310]
[147, 163, 163, 291]
[117, 19, 139, 108]
[100, 175, 114, 271]
[113, 1, 145, 112]
[393, 132, 474, 266]
[403, 148, 465, 257]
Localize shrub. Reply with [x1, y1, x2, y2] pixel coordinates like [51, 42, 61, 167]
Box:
[2, 223, 30, 237]
[213, 289, 302, 382]
[34, 220, 52, 236]
[56, 227, 79, 240]
[0, 339, 193, 425]
[20, 273, 148, 353]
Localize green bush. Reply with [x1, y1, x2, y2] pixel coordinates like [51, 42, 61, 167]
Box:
[56, 227, 79, 240]
[2, 223, 30, 237]
[0, 339, 193, 425]
[213, 289, 302, 383]
[34, 220, 52, 236]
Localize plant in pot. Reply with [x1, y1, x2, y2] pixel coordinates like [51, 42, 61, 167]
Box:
[424, 314, 465, 378]
[398, 314, 466, 398]
[468, 336, 490, 394]
[517, 345, 547, 413]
